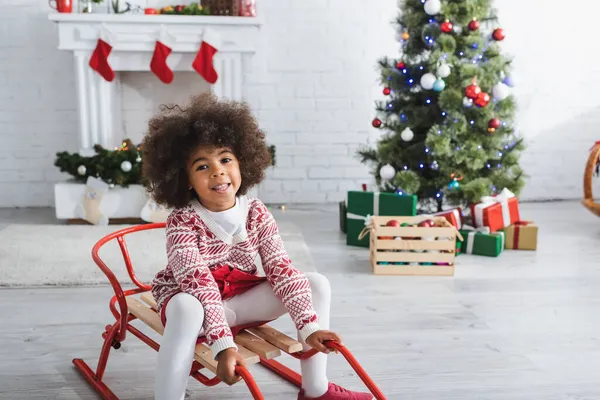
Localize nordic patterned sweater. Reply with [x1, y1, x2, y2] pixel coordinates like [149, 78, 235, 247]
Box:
[151, 196, 321, 358]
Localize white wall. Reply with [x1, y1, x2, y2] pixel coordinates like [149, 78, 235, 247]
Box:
[1, 0, 599, 207]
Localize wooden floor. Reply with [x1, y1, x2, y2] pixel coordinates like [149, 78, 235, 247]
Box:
[1, 201, 599, 399]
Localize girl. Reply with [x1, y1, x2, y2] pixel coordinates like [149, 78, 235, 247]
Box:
[141, 93, 371, 400]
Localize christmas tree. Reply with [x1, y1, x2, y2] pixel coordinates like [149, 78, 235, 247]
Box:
[358, 0, 525, 211]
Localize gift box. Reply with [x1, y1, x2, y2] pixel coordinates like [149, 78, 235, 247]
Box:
[339, 201, 347, 233]
[469, 188, 520, 233]
[458, 228, 504, 257]
[501, 221, 538, 250]
[434, 207, 463, 229]
[346, 191, 417, 247]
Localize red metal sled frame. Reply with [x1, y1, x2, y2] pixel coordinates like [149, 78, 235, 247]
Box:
[72, 223, 386, 400]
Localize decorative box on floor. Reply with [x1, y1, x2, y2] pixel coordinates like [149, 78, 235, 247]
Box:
[500, 221, 538, 250]
[366, 216, 460, 276]
[346, 191, 417, 248]
[54, 180, 169, 224]
[469, 188, 520, 233]
[339, 200, 347, 234]
[458, 228, 504, 257]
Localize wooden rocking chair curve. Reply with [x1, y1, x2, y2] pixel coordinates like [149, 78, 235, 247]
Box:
[583, 141, 600, 217]
[72, 223, 387, 400]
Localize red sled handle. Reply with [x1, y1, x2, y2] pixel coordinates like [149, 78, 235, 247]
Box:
[325, 341, 387, 400]
[235, 365, 264, 400]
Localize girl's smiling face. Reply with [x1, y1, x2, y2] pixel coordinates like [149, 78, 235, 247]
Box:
[187, 145, 241, 212]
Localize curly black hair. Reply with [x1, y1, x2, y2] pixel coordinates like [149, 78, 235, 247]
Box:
[141, 92, 272, 209]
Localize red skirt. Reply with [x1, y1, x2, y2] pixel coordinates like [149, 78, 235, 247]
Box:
[160, 265, 269, 343]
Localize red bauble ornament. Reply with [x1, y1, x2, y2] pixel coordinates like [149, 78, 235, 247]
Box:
[465, 78, 481, 99]
[386, 220, 400, 227]
[474, 92, 491, 107]
[441, 20, 453, 33]
[396, 61, 406, 69]
[488, 118, 501, 129]
[372, 118, 382, 128]
[492, 28, 505, 41]
[383, 87, 391, 95]
[417, 219, 434, 228]
[468, 18, 480, 31]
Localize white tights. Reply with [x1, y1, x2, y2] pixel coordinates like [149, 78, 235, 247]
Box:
[155, 272, 331, 400]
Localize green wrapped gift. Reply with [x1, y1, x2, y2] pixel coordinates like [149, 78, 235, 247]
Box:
[339, 201, 347, 233]
[458, 228, 504, 257]
[346, 191, 417, 247]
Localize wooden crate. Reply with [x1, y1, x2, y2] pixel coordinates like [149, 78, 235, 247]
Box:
[368, 216, 458, 276]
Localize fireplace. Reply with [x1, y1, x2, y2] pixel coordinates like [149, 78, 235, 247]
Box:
[49, 13, 261, 155]
[48, 13, 261, 221]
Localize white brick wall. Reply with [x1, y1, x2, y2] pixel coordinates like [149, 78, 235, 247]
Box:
[2, 0, 600, 207]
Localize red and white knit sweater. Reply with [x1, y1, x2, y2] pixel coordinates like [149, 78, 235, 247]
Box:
[151, 196, 320, 357]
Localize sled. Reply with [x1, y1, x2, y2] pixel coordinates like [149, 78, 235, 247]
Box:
[72, 223, 386, 400]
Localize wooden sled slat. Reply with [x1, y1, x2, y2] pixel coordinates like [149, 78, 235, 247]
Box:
[235, 331, 281, 360]
[137, 293, 303, 355]
[126, 297, 260, 375]
[246, 326, 303, 354]
[140, 292, 158, 309]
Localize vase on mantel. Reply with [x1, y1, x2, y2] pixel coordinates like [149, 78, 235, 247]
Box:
[80, 0, 105, 13]
[80, 0, 93, 12]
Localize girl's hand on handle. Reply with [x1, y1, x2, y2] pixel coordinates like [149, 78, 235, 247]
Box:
[216, 348, 247, 385]
[306, 330, 343, 354]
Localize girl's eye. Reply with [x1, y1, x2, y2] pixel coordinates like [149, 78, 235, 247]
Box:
[195, 165, 208, 171]
[221, 158, 232, 163]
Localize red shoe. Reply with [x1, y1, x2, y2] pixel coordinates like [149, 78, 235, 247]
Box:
[298, 383, 373, 400]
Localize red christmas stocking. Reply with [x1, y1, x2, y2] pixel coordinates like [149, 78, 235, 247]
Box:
[89, 38, 115, 82]
[150, 40, 174, 84]
[192, 29, 221, 84]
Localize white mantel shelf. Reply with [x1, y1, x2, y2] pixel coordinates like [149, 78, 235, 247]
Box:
[48, 13, 261, 25]
[48, 11, 261, 154]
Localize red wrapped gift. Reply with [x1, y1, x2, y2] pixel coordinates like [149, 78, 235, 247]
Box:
[434, 207, 463, 229]
[469, 188, 520, 233]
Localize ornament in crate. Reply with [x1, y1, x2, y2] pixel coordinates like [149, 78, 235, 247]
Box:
[360, 216, 463, 276]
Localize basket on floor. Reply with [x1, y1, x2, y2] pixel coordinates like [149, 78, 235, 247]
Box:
[203, 0, 239, 15]
[582, 141, 600, 217]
